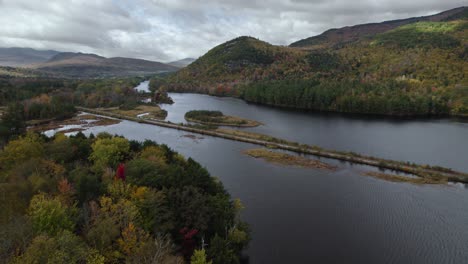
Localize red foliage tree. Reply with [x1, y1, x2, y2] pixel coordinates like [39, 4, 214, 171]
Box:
[179, 227, 199, 259]
[115, 163, 125, 181]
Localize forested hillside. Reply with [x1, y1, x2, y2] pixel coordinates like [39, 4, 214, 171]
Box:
[163, 13, 468, 116]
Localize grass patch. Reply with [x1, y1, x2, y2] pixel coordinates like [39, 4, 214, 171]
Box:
[185, 110, 261, 127]
[362, 171, 447, 184]
[244, 148, 336, 170]
[103, 105, 167, 120]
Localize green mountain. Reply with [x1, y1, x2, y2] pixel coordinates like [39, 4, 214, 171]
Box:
[167, 36, 300, 91]
[165, 8, 468, 116]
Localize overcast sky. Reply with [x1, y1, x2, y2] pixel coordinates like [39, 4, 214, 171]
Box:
[0, 0, 465, 62]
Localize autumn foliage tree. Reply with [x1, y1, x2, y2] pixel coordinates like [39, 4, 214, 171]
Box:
[0, 133, 249, 263]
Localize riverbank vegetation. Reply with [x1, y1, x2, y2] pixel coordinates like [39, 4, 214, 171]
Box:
[0, 132, 249, 263]
[244, 148, 336, 170]
[185, 110, 261, 127]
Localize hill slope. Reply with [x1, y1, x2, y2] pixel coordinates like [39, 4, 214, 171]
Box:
[35, 52, 179, 78]
[290, 6, 467, 49]
[165, 12, 468, 116]
[167, 36, 304, 88]
[168, 58, 196, 68]
[0, 47, 60, 67]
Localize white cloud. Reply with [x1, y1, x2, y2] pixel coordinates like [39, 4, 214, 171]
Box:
[0, 0, 465, 61]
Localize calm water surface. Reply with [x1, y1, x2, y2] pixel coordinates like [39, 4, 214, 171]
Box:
[162, 93, 468, 172]
[80, 90, 468, 263]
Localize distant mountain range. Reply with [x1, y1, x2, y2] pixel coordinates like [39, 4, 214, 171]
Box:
[290, 6, 468, 48]
[166, 6, 468, 116]
[0, 47, 60, 67]
[0, 48, 179, 78]
[35, 52, 179, 78]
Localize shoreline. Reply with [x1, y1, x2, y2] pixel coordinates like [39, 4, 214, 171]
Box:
[185, 117, 262, 127]
[168, 91, 468, 120]
[76, 106, 468, 184]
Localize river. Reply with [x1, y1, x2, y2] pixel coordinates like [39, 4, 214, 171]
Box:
[161, 93, 468, 172]
[134, 80, 151, 92]
[80, 86, 468, 263]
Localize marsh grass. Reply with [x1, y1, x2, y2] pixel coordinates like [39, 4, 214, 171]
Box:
[362, 171, 448, 184]
[244, 148, 336, 170]
[185, 110, 261, 127]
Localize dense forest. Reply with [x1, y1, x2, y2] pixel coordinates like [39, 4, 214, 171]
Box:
[0, 76, 153, 143]
[0, 132, 249, 263]
[162, 19, 468, 116]
[0, 74, 250, 263]
[240, 79, 454, 115]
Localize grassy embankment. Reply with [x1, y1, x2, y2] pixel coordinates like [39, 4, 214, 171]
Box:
[185, 110, 261, 127]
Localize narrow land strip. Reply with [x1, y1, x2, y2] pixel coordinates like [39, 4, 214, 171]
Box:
[76, 106, 468, 184]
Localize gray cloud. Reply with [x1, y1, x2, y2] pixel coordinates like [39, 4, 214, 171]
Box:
[0, 0, 465, 62]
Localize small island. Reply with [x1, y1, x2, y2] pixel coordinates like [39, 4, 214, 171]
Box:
[362, 171, 447, 184]
[102, 105, 168, 120]
[185, 110, 261, 127]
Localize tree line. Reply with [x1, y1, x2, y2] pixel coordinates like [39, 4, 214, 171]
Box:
[240, 79, 451, 116]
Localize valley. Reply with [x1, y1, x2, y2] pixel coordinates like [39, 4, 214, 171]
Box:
[1, 5, 468, 264]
